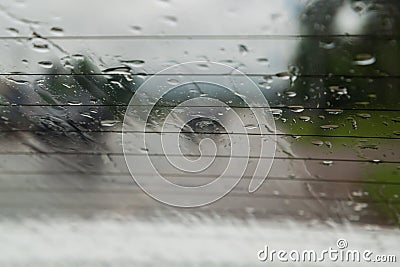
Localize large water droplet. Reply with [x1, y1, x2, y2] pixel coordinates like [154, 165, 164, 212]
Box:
[67, 100, 83, 106]
[299, 116, 310, 122]
[285, 91, 297, 98]
[311, 140, 324, 146]
[38, 61, 53, 69]
[288, 106, 304, 113]
[319, 40, 335, 50]
[353, 54, 376, 66]
[321, 160, 333, 166]
[275, 72, 291, 80]
[325, 109, 343, 115]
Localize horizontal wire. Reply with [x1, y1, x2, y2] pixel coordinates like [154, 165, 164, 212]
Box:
[1, 129, 399, 140]
[0, 151, 397, 163]
[2, 73, 400, 78]
[1, 103, 399, 112]
[1, 171, 399, 186]
[0, 34, 399, 40]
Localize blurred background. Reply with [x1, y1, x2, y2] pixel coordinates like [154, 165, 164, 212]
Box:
[0, 0, 399, 266]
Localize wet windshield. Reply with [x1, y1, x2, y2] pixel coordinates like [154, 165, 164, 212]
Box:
[0, 0, 399, 266]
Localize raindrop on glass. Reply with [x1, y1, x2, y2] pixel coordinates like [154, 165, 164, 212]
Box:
[312, 140, 324, 146]
[67, 100, 83, 106]
[257, 58, 269, 65]
[357, 113, 371, 119]
[120, 60, 145, 68]
[38, 61, 53, 69]
[50, 27, 64, 35]
[321, 160, 333, 166]
[320, 124, 339, 130]
[101, 120, 119, 127]
[288, 106, 304, 113]
[285, 91, 297, 98]
[353, 54, 376, 66]
[299, 116, 310, 122]
[238, 44, 248, 55]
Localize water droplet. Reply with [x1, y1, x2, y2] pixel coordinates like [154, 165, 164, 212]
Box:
[102, 66, 131, 75]
[80, 113, 94, 120]
[6, 78, 29, 85]
[312, 140, 324, 146]
[6, 27, 19, 36]
[371, 159, 381, 164]
[391, 117, 400, 123]
[322, 160, 333, 166]
[50, 27, 64, 35]
[257, 58, 269, 65]
[354, 203, 368, 212]
[288, 106, 304, 113]
[320, 124, 339, 130]
[329, 86, 348, 95]
[325, 109, 343, 115]
[299, 116, 310, 122]
[352, 190, 363, 197]
[357, 113, 371, 119]
[351, 1, 367, 12]
[263, 75, 274, 83]
[271, 109, 283, 116]
[353, 54, 376, 66]
[238, 44, 248, 55]
[319, 40, 335, 50]
[140, 147, 149, 153]
[31, 38, 50, 53]
[167, 79, 179, 85]
[38, 61, 53, 69]
[325, 141, 332, 148]
[163, 16, 178, 26]
[197, 63, 209, 70]
[285, 91, 297, 98]
[258, 82, 271, 89]
[100, 120, 119, 127]
[72, 54, 85, 60]
[245, 124, 258, 130]
[275, 72, 291, 80]
[67, 100, 83, 106]
[120, 59, 145, 68]
[130, 25, 142, 34]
